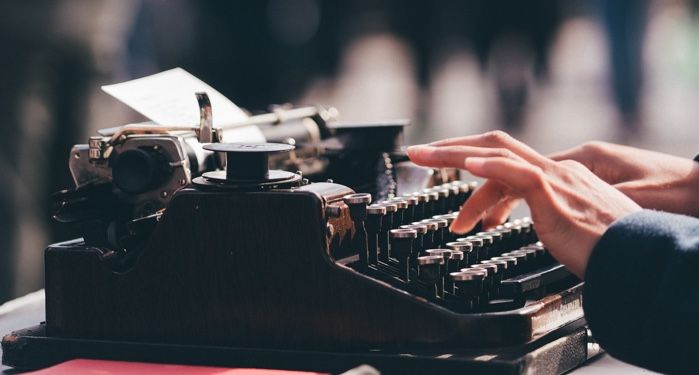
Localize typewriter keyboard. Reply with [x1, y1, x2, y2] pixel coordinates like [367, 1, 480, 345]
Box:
[341, 181, 578, 313]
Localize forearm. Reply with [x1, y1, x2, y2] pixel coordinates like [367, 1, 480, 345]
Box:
[584, 210, 699, 373]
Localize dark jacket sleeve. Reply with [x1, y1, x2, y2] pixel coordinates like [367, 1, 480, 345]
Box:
[584, 209, 699, 374]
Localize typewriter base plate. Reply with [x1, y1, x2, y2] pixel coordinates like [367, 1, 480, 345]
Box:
[3, 319, 601, 375]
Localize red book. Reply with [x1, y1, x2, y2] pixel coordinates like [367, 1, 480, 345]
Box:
[27, 359, 329, 375]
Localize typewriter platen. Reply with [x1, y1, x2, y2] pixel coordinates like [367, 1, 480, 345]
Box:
[2, 95, 599, 374]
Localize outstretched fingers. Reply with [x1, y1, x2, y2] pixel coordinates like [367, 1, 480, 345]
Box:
[451, 156, 553, 233]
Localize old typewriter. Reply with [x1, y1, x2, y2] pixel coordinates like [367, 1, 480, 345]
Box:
[2, 94, 600, 374]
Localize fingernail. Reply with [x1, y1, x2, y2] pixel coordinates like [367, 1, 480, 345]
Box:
[449, 223, 469, 235]
[406, 144, 428, 155]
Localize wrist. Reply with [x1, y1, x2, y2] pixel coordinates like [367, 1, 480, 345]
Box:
[674, 157, 699, 217]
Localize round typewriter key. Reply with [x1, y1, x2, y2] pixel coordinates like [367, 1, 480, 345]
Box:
[414, 192, 430, 220]
[527, 243, 549, 264]
[367, 205, 387, 215]
[433, 214, 455, 225]
[387, 198, 408, 209]
[446, 241, 473, 265]
[453, 182, 470, 207]
[433, 214, 457, 241]
[450, 270, 485, 304]
[398, 196, 418, 224]
[376, 202, 397, 262]
[482, 259, 507, 273]
[417, 255, 445, 299]
[517, 247, 538, 262]
[506, 221, 524, 247]
[458, 236, 484, 262]
[449, 250, 464, 261]
[414, 220, 437, 249]
[475, 233, 494, 259]
[401, 223, 428, 263]
[390, 228, 418, 238]
[491, 256, 518, 273]
[426, 248, 452, 296]
[414, 192, 430, 203]
[454, 268, 487, 309]
[434, 188, 450, 214]
[423, 218, 448, 229]
[436, 188, 450, 199]
[343, 193, 372, 205]
[401, 224, 427, 234]
[426, 248, 453, 263]
[342, 193, 372, 268]
[448, 250, 465, 280]
[418, 254, 444, 265]
[366, 204, 387, 265]
[476, 232, 495, 246]
[486, 230, 504, 255]
[390, 229, 418, 282]
[481, 260, 507, 296]
[446, 184, 460, 211]
[380, 202, 399, 229]
[470, 263, 499, 299]
[512, 248, 537, 272]
[495, 225, 511, 237]
[384, 199, 408, 226]
[423, 218, 448, 248]
[500, 252, 528, 275]
[381, 202, 398, 213]
[422, 190, 440, 218]
[401, 195, 419, 206]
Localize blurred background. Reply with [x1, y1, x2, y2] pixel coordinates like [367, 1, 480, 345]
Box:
[2, 0, 699, 303]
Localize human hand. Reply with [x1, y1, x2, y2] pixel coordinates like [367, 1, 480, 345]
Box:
[407, 131, 641, 278]
[549, 141, 699, 217]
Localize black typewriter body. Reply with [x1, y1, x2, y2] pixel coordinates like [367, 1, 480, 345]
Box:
[2, 109, 600, 374]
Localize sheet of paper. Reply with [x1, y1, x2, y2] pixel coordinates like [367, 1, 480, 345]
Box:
[102, 68, 265, 142]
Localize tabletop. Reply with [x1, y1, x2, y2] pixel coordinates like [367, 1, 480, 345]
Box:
[0, 291, 655, 374]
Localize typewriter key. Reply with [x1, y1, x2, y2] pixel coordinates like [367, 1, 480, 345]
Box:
[422, 218, 448, 248]
[399, 195, 418, 224]
[426, 249, 452, 297]
[378, 202, 398, 262]
[476, 233, 495, 259]
[390, 229, 418, 282]
[343, 193, 372, 269]
[418, 255, 445, 299]
[454, 182, 471, 208]
[500, 251, 528, 276]
[385, 198, 408, 227]
[446, 241, 473, 266]
[469, 262, 499, 304]
[366, 204, 387, 265]
[451, 269, 486, 310]
[415, 220, 437, 250]
[423, 189, 440, 218]
[446, 184, 460, 212]
[433, 214, 457, 242]
[459, 236, 485, 262]
[481, 260, 507, 296]
[486, 230, 505, 255]
[400, 223, 428, 268]
[435, 188, 450, 215]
